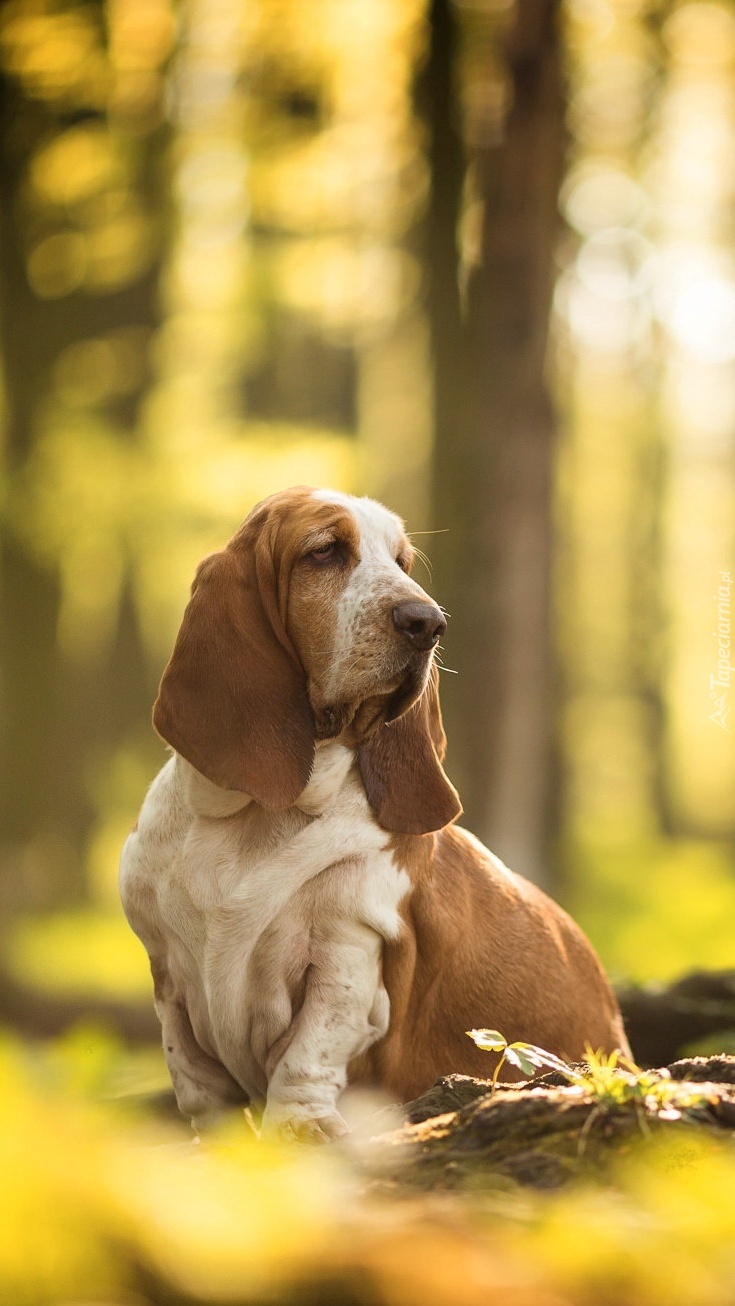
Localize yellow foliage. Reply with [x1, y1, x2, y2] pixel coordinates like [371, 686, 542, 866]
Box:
[0, 9, 103, 102]
[26, 230, 88, 299]
[11, 415, 355, 663]
[0, 1033, 345, 1304]
[525, 1137, 735, 1306]
[30, 125, 124, 206]
[8, 909, 151, 1000]
[1, 1031, 735, 1305]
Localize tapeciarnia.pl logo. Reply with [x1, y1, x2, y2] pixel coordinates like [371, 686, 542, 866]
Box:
[710, 571, 732, 732]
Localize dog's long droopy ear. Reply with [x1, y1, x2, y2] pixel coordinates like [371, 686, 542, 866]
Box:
[357, 666, 461, 835]
[153, 544, 314, 807]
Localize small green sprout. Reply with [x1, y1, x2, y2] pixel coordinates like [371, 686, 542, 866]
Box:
[467, 1030, 717, 1124]
[466, 1028, 573, 1091]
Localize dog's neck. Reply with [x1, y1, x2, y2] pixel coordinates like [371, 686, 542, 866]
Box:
[175, 740, 356, 821]
[294, 740, 355, 814]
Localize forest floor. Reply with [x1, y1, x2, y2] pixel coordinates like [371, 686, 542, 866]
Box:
[3, 975, 735, 1305]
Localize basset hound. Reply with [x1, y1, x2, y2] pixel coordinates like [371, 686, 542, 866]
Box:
[120, 486, 628, 1141]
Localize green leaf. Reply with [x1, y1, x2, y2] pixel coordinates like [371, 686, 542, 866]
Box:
[466, 1028, 507, 1053]
[525, 1045, 578, 1080]
[504, 1044, 544, 1077]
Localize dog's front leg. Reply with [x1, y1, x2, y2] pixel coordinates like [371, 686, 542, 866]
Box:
[260, 921, 388, 1143]
[152, 958, 248, 1129]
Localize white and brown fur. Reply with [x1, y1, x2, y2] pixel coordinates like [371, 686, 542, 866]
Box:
[120, 487, 628, 1141]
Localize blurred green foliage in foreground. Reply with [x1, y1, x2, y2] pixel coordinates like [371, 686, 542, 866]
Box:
[3, 1026, 735, 1306]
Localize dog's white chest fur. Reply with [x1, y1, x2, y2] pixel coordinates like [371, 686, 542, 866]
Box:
[119, 745, 410, 1130]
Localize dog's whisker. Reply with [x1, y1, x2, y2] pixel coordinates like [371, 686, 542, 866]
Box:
[329, 651, 366, 681]
[412, 546, 433, 579]
[435, 649, 458, 675]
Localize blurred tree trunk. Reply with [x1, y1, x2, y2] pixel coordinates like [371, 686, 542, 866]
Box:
[0, 44, 162, 909]
[426, 0, 565, 885]
[0, 82, 70, 902]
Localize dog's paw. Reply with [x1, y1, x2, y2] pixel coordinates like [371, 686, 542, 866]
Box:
[262, 1106, 349, 1145]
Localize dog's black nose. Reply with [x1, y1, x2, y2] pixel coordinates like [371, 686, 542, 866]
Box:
[392, 601, 446, 652]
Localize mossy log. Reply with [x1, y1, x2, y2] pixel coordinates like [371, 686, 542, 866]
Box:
[365, 1056, 735, 1193]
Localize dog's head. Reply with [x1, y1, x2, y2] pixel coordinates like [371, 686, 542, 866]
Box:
[153, 487, 460, 834]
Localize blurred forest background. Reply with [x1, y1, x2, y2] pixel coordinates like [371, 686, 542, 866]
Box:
[1, 0, 735, 1042]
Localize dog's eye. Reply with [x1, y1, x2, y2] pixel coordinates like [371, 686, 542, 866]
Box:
[308, 541, 338, 563]
[396, 553, 410, 572]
